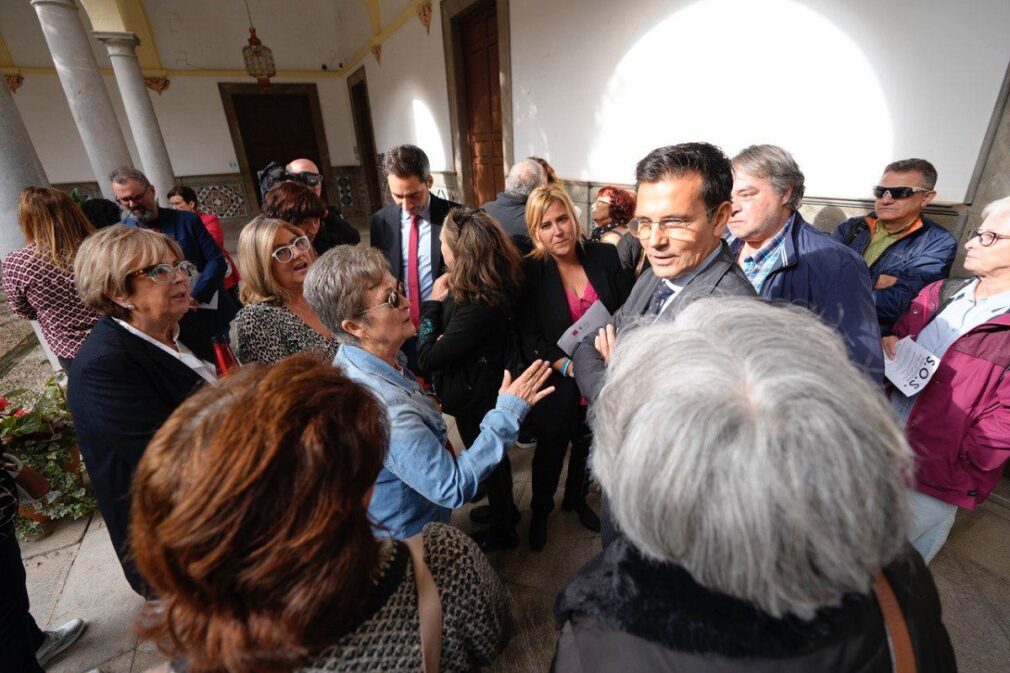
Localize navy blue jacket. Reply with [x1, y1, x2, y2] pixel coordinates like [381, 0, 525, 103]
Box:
[831, 215, 957, 335]
[68, 317, 205, 595]
[124, 207, 238, 360]
[729, 214, 883, 381]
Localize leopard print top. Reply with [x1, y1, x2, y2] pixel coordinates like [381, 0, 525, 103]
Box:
[234, 301, 339, 365]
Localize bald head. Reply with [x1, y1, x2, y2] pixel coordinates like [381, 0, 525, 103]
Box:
[287, 158, 322, 196]
[505, 159, 547, 198]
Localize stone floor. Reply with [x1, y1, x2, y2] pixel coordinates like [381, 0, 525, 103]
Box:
[19, 450, 1010, 673]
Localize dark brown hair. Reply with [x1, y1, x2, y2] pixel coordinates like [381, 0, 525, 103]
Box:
[443, 206, 523, 309]
[262, 181, 326, 225]
[131, 356, 388, 673]
[19, 187, 95, 270]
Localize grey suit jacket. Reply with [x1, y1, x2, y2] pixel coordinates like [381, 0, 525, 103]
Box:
[572, 241, 756, 401]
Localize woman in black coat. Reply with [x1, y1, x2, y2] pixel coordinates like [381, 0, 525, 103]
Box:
[518, 186, 632, 551]
[68, 226, 212, 595]
[417, 206, 526, 551]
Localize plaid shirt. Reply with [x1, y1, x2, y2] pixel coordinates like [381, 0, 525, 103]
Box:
[738, 217, 793, 293]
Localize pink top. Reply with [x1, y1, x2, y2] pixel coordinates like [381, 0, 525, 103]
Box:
[565, 281, 599, 324]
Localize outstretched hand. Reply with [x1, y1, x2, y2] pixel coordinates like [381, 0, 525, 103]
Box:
[499, 359, 555, 406]
[595, 324, 617, 364]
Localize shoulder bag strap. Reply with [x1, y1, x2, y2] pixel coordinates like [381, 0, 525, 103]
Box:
[404, 534, 443, 673]
[872, 572, 917, 673]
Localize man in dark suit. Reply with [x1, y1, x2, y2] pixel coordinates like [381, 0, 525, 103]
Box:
[482, 157, 547, 255]
[111, 166, 237, 362]
[573, 142, 757, 405]
[370, 145, 461, 372]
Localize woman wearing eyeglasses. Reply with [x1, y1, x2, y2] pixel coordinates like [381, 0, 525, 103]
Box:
[233, 216, 337, 365]
[68, 225, 216, 595]
[519, 185, 633, 550]
[882, 195, 1010, 564]
[589, 186, 637, 245]
[303, 245, 555, 539]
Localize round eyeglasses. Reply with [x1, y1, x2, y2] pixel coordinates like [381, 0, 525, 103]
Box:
[271, 236, 312, 263]
[128, 260, 196, 284]
[968, 229, 1010, 247]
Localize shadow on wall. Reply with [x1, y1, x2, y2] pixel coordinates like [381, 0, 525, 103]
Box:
[586, 0, 895, 194]
[812, 205, 848, 233]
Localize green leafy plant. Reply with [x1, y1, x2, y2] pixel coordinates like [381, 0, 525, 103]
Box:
[1, 376, 96, 539]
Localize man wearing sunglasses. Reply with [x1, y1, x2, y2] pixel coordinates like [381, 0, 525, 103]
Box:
[285, 158, 360, 246]
[833, 159, 957, 336]
[110, 166, 238, 362]
[884, 195, 1010, 563]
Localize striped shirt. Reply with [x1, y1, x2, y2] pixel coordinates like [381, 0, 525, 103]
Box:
[738, 218, 792, 293]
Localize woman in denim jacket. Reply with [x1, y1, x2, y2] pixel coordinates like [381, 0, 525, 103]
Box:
[304, 245, 554, 538]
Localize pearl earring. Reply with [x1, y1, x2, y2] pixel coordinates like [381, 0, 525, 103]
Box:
[125, 303, 135, 311]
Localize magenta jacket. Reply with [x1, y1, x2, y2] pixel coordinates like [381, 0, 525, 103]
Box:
[893, 279, 1010, 509]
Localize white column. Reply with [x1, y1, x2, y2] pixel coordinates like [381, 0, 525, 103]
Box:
[94, 31, 175, 205]
[31, 0, 131, 201]
[0, 82, 62, 371]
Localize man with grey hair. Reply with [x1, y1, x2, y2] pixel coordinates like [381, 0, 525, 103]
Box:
[885, 195, 1010, 563]
[482, 158, 547, 254]
[727, 144, 883, 381]
[110, 166, 237, 361]
[554, 298, 955, 670]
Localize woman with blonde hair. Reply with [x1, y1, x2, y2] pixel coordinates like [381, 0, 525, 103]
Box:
[233, 216, 337, 364]
[417, 206, 526, 551]
[518, 185, 632, 550]
[2, 187, 100, 370]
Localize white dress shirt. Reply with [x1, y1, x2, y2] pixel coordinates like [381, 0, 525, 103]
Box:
[114, 319, 218, 384]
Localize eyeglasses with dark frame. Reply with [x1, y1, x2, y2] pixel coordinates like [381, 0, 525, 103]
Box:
[635, 204, 723, 239]
[115, 184, 152, 206]
[355, 282, 407, 317]
[872, 185, 932, 200]
[270, 236, 312, 263]
[127, 260, 196, 284]
[968, 229, 1010, 247]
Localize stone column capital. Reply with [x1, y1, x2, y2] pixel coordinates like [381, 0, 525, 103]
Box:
[93, 31, 141, 54]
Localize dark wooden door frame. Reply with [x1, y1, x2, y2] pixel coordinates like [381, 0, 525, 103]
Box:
[346, 67, 383, 214]
[218, 83, 335, 210]
[442, 0, 513, 205]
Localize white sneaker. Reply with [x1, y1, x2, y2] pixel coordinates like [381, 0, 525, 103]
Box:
[36, 617, 86, 667]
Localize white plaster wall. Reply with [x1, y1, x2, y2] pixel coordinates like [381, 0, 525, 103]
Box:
[510, 0, 1010, 203]
[362, 15, 454, 172]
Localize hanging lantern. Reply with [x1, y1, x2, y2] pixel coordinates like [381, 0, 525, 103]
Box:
[242, 1, 276, 88]
[243, 27, 276, 88]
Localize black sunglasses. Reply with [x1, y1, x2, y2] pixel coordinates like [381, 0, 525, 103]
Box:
[289, 171, 322, 188]
[356, 282, 407, 317]
[872, 185, 931, 199]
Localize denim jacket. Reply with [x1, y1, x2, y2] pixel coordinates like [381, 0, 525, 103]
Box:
[334, 344, 529, 538]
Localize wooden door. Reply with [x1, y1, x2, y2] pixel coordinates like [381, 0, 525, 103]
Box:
[460, 0, 503, 207]
[348, 69, 383, 214]
[219, 84, 333, 209]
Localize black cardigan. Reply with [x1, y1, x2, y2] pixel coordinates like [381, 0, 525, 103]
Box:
[519, 241, 632, 365]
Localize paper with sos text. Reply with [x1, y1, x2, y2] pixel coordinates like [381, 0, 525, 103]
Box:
[885, 337, 939, 396]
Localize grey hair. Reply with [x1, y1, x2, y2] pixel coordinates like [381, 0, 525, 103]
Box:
[592, 298, 912, 620]
[981, 195, 1010, 221]
[109, 166, 150, 187]
[732, 144, 805, 210]
[504, 159, 546, 197]
[303, 245, 390, 345]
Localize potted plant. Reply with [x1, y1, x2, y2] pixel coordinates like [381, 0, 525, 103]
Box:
[0, 376, 97, 539]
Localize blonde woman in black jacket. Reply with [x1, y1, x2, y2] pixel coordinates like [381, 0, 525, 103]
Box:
[417, 206, 525, 551]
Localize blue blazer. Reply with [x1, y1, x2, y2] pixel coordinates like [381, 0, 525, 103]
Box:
[729, 214, 884, 382]
[68, 317, 205, 594]
[832, 215, 957, 335]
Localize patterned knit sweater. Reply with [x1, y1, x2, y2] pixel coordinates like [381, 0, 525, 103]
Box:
[169, 523, 510, 672]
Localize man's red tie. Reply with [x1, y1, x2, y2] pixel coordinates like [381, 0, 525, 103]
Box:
[407, 213, 421, 326]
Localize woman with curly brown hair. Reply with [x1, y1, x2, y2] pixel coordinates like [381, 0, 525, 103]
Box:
[416, 207, 526, 551]
[589, 186, 636, 244]
[131, 356, 511, 673]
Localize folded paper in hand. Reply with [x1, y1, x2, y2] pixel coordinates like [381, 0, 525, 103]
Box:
[884, 336, 939, 397]
[557, 300, 612, 357]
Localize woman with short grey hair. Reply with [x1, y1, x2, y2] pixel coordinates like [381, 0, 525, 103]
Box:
[304, 245, 555, 539]
[553, 298, 955, 673]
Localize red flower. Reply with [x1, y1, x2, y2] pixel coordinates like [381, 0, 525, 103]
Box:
[13, 409, 25, 417]
[0, 398, 7, 412]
